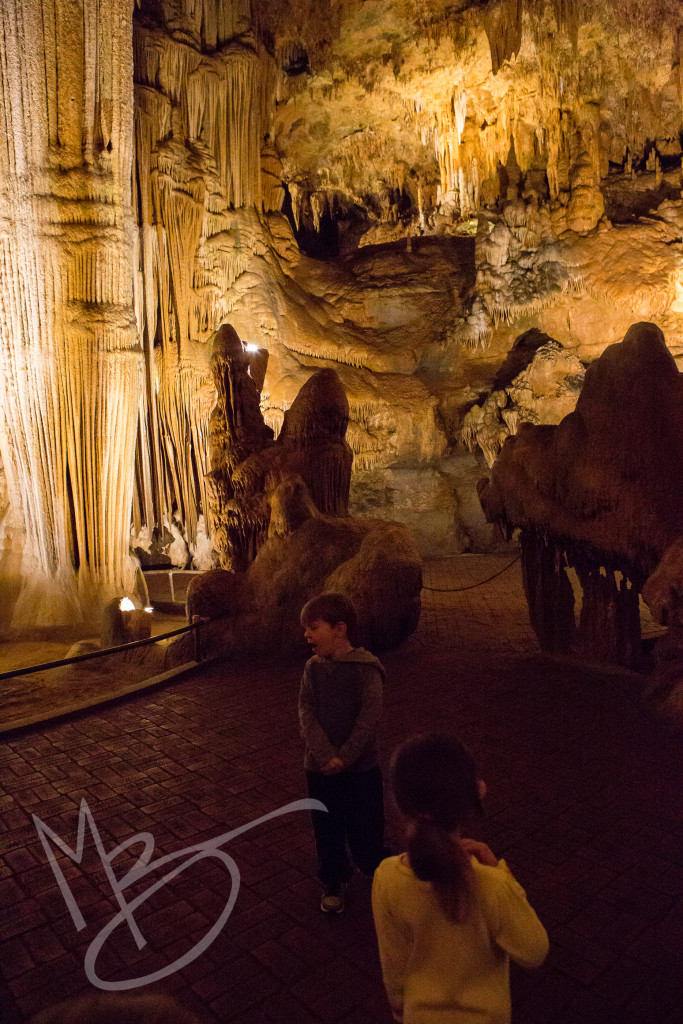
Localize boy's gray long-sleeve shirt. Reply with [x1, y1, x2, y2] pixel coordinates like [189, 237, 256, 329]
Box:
[298, 647, 385, 772]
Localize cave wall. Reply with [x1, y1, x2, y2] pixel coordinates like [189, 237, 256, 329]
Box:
[131, 5, 278, 567]
[127, 0, 682, 565]
[0, 0, 682, 626]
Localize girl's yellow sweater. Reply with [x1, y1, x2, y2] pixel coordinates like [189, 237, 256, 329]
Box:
[372, 854, 549, 1024]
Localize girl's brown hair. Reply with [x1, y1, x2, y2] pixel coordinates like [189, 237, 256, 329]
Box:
[390, 733, 483, 920]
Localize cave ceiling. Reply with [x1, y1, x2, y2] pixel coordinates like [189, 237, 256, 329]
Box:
[263, 0, 682, 229]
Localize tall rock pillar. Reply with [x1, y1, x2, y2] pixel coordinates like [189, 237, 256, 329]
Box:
[0, 0, 142, 627]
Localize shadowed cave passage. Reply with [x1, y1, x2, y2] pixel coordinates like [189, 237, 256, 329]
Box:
[0, 556, 680, 1024]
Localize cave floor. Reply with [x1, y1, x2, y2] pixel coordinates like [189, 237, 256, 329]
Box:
[1, 556, 681, 1023]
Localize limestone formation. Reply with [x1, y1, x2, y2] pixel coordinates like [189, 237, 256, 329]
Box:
[1, 0, 683, 628]
[463, 331, 585, 466]
[0, 0, 141, 628]
[479, 322, 683, 670]
[185, 474, 422, 658]
[123, 0, 683, 574]
[207, 323, 353, 570]
[184, 348, 421, 656]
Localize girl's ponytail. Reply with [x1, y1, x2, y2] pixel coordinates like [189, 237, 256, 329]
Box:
[391, 734, 483, 921]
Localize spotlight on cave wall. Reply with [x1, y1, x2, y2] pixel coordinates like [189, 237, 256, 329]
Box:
[245, 345, 269, 394]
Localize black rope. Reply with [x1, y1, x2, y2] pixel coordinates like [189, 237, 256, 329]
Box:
[422, 556, 519, 593]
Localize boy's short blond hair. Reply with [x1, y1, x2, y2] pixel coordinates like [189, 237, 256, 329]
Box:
[300, 592, 358, 634]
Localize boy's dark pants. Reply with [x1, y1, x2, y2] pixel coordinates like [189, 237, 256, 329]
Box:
[306, 767, 387, 888]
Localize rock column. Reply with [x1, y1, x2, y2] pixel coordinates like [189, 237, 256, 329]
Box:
[0, 0, 142, 626]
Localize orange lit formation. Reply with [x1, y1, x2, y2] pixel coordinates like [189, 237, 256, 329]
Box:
[0, 0, 680, 655]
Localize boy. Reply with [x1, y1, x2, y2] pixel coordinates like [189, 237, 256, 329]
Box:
[299, 592, 388, 914]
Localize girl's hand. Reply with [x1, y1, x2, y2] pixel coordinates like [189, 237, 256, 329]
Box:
[460, 837, 498, 866]
[322, 757, 344, 773]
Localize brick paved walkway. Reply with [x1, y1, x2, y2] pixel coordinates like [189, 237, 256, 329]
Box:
[1, 557, 681, 1023]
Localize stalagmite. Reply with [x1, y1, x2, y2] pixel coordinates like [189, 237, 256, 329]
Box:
[207, 323, 353, 570]
[480, 323, 683, 668]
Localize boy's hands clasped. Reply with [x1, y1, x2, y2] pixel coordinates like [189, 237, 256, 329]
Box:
[322, 756, 344, 773]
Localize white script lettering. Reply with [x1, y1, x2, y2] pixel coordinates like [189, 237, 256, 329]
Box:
[32, 797, 326, 990]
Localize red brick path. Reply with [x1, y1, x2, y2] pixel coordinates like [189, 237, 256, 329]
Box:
[1, 559, 681, 1023]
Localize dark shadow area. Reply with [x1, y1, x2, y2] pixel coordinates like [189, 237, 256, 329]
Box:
[282, 185, 341, 259]
[491, 328, 556, 391]
[603, 178, 682, 223]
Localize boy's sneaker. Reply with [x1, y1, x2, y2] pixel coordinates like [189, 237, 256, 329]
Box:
[320, 885, 345, 914]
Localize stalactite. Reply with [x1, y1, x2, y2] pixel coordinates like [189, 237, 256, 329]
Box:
[132, 23, 278, 561]
[0, 0, 142, 626]
[310, 192, 326, 232]
[140, 0, 252, 53]
[371, 1, 679, 219]
[483, 0, 524, 75]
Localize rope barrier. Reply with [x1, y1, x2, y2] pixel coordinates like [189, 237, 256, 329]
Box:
[0, 618, 208, 682]
[422, 556, 519, 593]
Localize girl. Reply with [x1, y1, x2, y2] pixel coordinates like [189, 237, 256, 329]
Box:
[372, 733, 548, 1024]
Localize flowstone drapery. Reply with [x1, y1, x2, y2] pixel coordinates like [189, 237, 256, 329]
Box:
[479, 322, 683, 673]
[131, 12, 280, 561]
[0, 0, 142, 628]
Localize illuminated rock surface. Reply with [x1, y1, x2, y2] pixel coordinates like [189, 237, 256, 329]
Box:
[207, 323, 353, 570]
[0, 0, 681, 626]
[479, 322, 683, 679]
[187, 354, 423, 655]
[0, 0, 141, 628]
